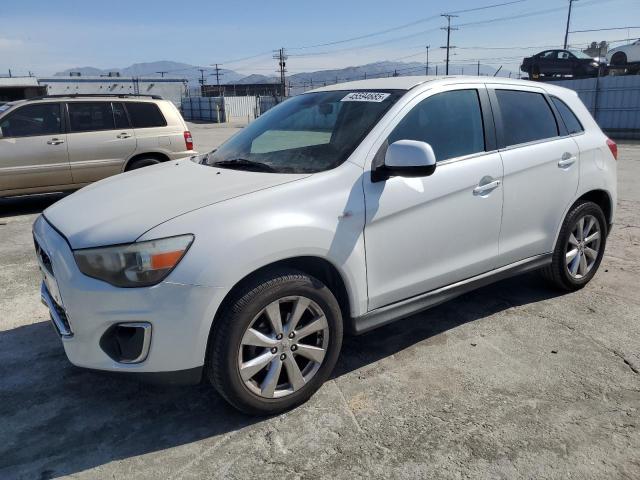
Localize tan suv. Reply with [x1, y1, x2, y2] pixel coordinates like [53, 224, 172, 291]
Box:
[0, 95, 195, 197]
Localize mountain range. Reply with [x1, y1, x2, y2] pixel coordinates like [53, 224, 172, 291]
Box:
[55, 60, 514, 88]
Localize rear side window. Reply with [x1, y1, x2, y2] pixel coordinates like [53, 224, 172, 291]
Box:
[113, 103, 130, 129]
[0, 103, 62, 137]
[125, 102, 167, 128]
[388, 89, 485, 162]
[551, 96, 584, 134]
[68, 102, 115, 132]
[494, 90, 558, 147]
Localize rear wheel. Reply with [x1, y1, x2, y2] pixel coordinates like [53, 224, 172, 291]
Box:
[126, 157, 161, 171]
[611, 52, 627, 66]
[207, 270, 343, 415]
[542, 201, 607, 291]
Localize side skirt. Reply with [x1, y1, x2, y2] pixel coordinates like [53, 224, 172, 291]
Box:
[351, 253, 552, 335]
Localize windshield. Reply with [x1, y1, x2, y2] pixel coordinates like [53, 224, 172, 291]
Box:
[569, 50, 593, 59]
[205, 90, 403, 173]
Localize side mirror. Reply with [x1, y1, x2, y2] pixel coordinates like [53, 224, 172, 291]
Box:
[372, 140, 437, 182]
[0, 127, 3, 138]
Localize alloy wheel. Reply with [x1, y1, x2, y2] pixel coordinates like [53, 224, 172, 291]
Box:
[565, 214, 601, 279]
[237, 296, 329, 399]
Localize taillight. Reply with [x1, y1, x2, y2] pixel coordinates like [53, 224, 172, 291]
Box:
[184, 131, 194, 151]
[606, 138, 617, 160]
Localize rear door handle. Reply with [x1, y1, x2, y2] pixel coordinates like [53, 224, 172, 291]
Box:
[558, 152, 576, 168]
[46, 138, 64, 145]
[117, 132, 131, 139]
[473, 179, 501, 195]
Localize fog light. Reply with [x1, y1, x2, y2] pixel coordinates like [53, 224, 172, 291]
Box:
[99, 322, 152, 364]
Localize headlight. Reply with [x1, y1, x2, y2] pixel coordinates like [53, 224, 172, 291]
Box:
[590, 61, 600, 67]
[74, 235, 194, 287]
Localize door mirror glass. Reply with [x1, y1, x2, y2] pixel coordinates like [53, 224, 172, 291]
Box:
[373, 140, 436, 182]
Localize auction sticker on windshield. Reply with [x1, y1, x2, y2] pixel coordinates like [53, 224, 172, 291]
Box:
[341, 92, 390, 102]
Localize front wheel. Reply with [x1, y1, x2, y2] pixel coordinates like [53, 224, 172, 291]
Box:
[207, 270, 343, 415]
[542, 201, 607, 291]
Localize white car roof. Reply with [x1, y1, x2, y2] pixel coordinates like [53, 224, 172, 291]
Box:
[309, 75, 579, 98]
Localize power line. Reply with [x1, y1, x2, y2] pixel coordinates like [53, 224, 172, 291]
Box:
[446, 0, 527, 15]
[569, 25, 640, 33]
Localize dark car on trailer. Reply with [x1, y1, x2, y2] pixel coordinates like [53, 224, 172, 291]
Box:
[521, 49, 605, 80]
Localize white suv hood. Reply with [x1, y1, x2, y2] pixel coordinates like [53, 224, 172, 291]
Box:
[44, 159, 309, 249]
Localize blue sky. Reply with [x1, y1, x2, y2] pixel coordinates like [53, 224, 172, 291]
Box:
[1, 0, 638, 76]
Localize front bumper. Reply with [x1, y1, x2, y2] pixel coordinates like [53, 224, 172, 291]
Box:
[33, 215, 225, 376]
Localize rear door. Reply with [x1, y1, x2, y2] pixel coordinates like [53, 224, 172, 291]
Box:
[0, 102, 71, 194]
[66, 101, 137, 184]
[488, 85, 580, 265]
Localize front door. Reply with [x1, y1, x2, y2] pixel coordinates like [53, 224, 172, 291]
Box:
[0, 102, 71, 194]
[66, 102, 137, 184]
[363, 86, 504, 310]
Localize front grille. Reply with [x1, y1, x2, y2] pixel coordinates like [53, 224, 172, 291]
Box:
[33, 237, 53, 275]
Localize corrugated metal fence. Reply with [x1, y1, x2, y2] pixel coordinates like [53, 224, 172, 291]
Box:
[553, 75, 640, 140]
[181, 95, 283, 122]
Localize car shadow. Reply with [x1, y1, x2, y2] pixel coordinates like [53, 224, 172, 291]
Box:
[0, 193, 69, 219]
[0, 272, 564, 479]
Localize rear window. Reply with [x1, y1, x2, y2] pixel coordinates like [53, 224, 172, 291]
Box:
[68, 102, 115, 132]
[495, 90, 558, 147]
[125, 102, 167, 128]
[551, 96, 584, 135]
[113, 103, 130, 129]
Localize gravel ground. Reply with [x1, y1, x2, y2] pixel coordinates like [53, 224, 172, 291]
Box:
[0, 132, 638, 480]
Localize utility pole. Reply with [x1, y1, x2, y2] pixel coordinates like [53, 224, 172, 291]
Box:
[564, 0, 578, 49]
[156, 71, 167, 77]
[425, 45, 430, 75]
[477, 61, 481, 76]
[273, 48, 288, 97]
[198, 69, 206, 86]
[212, 63, 224, 87]
[440, 14, 458, 75]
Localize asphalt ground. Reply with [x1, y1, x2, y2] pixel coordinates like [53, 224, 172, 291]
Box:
[0, 130, 638, 479]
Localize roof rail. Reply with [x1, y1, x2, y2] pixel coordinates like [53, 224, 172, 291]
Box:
[28, 93, 164, 100]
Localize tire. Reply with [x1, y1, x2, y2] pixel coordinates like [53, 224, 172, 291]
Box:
[531, 65, 541, 80]
[126, 157, 161, 171]
[611, 52, 627, 66]
[541, 201, 607, 291]
[207, 269, 343, 415]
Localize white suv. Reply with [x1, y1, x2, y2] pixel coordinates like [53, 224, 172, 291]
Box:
[0, 95, 194, 197]
[33, 77, 617, 414]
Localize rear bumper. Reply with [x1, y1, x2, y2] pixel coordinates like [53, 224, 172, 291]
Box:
[33, 215, 225, 376]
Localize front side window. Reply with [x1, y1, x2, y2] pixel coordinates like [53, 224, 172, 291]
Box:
[125, 102, 167, 128]
[68, 102, 115, 132]
[0, 103, 61, 137]
[206, 90, 403, 173]
[387, 89, 485, 162]
[551, 96, 584, 134]
[494, 90, 558, 147]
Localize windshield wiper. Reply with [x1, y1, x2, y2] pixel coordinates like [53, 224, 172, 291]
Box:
[212, 158, 276, 172]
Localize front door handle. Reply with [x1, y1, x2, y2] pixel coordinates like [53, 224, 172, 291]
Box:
[46, 138, 65, 145]
[473, 179, 501, 196]
[117, 132, 131, 139]
[558, 152, 576, 168]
